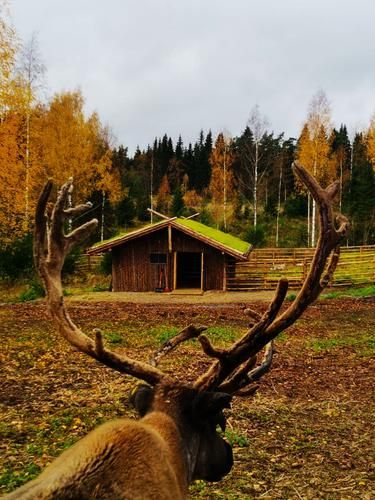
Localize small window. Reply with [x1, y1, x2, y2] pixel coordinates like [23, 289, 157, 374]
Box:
[150, 253, 167, 264]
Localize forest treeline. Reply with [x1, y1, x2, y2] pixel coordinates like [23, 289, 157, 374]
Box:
[1, 3, 374, 279]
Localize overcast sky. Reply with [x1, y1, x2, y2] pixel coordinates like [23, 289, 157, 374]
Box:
[10, 0, 375, 152]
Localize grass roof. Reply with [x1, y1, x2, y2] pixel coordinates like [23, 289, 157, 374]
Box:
[91, 220, 166, 248]
[89, 218, 250, 256]
[175, 218, 250, 254]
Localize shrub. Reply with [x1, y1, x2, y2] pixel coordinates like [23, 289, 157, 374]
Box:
[244, 225, 266, 247]
[98, 252, 112, 275]
[284, 195, 307, 218]
[18, 280, 45, 302]
[0, 233, 34, 280]
[62, 247, 82, 275]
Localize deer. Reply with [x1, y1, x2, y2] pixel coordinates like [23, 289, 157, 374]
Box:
[3, 162, 349, 499]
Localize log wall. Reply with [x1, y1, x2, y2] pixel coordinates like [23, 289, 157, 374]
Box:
[111, 227, 233, 291]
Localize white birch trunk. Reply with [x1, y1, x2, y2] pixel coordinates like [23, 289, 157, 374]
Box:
[253, 141, 258, 229]
[223, 145, 227, 230]
[307, 193, 310, 247]
[311, 157, 317, 247]
[150, 155, 154, 224]
[101, 190, 106, 242]
[275, 164, 282, 247]
[24, 111, 30, 230]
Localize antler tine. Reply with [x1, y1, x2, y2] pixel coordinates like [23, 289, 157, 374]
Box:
[218, 341, 274, 394]
[193, 163, 349, 393]
[193, 279, 288, 391]
[34, 180, 169, 387]
[149, 324, 207, 367]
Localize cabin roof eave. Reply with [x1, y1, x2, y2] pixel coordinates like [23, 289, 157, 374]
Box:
[87, 219, 251, 260]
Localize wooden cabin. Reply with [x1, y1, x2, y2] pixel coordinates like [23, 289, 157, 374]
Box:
[87, 218, 251, 292]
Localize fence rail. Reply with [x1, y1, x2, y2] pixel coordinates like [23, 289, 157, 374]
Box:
[226, 245, 375, 291]
[75, 254, 103, 273]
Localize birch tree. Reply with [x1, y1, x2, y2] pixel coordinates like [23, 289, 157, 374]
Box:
[365, 115, 375, 171]
[17, 33, 45, 229]
[0, 1, 26, 241]
[297, 91, 332, 246]
[237, 105, 270, 229]
[208, 132, 235, 230]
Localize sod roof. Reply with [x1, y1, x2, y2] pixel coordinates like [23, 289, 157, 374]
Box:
[88, 218, 251, 259]
[174, 218, 251, 255]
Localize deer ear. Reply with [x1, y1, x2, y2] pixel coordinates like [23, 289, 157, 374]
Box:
[192, 392, 232, 421]
[129, 384, 154, 416]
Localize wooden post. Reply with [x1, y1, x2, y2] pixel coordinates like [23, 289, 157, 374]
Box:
[201, 252, 204, 291]
[173, 252, 177, 290]
[168, 225, 172, 253]
[223, 253, 227, 291]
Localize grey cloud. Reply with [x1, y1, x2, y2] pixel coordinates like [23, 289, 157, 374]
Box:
[11, 0, 375, 151]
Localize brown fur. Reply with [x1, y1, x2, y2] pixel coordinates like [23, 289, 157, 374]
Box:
[3, 384, 232, 499]
[4, 414, 186, 500]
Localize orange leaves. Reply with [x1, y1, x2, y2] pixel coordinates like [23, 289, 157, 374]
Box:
[208, 133, 236, 228]
[365, 116, 375, 171]
[0, 88, 121, 243]
[0, 113, 25, 242]
[297, 91, 332, 187]
[156, 174, 172, 213]
[36, 91, 120, 204]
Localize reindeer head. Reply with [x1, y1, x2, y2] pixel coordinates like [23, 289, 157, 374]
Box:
[33, 163, 349, 488]
[130, 382, 233, 482]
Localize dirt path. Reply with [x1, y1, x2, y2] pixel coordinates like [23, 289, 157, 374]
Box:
[67, 289, 277, 304]
[1, 298, 374, 498]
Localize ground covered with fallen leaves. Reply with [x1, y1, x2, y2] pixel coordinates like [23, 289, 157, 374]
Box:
[1, 296, 374, 499]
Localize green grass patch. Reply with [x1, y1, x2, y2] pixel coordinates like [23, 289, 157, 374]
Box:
[286, 293, 297, 301]
[321, 291, 341, 299]
[18, 281, 45, 302]
[205, 326, 240, 343]
[344, 285, 375, 297]
[89, 284, 109, 292]
[149, 326, 181, 344]
[321, 285, 375, 300]
[0, 463, 41, 492]
[309, 331, 374, 356]
[103, 331, 125, 345]
[224, 429, 249, 447]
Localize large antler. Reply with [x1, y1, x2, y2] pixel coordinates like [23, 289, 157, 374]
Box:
[35, 164, 349, 395]
[34, 179, 171, 386]
[192, 162, 350, 393]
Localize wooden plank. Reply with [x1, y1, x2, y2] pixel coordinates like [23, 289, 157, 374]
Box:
[173, 252, 177, 290]
[201, 252, 204, 291]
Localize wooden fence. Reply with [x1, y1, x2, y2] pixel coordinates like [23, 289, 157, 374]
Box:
[226, 245, 375, 291]
[75, 254, 103, 273]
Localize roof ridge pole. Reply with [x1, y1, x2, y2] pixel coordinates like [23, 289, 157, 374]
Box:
[146, 208, 171, 220]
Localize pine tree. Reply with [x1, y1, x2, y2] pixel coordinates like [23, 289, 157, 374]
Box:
[171, 186, 185, 217]
[329, 125, 351, 210]
[347, 134, 375, 244]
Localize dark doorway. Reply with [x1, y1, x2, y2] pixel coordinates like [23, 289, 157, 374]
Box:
[177, 252, 201, 288]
